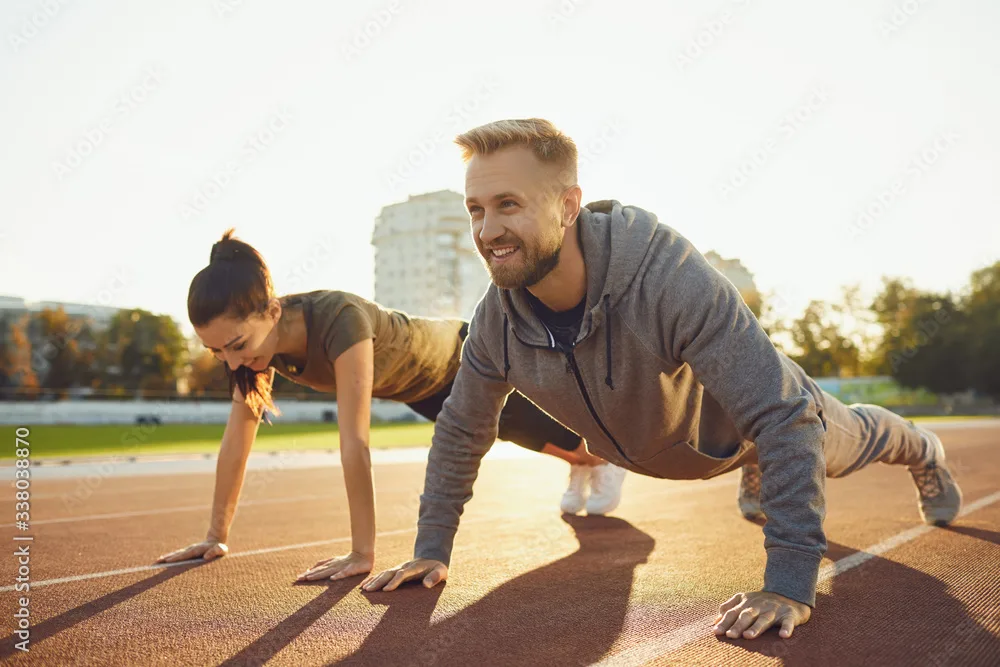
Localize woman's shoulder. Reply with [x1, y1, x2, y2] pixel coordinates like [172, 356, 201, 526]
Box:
[289, 290, 381, 340]
[282, 289, 371, 310]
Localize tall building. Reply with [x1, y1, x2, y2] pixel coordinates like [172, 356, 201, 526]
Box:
[372, 190, 490, 320]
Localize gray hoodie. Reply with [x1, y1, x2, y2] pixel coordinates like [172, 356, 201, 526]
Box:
[415, 200, 828, 607]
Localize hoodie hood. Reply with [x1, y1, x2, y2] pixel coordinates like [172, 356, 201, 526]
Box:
[498, 200, 658, 350]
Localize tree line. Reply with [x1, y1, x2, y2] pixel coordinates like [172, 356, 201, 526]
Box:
[1, 261, 997, 401]
[759, 262, 999, 400]
[0, 308, 312, 400]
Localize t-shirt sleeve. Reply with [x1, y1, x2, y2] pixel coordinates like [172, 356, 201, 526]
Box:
[323, 303, 376, 363]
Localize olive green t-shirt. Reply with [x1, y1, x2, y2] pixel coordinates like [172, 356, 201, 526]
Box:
[269, 290, 466, 404]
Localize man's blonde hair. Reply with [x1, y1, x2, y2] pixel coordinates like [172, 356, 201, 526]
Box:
[454, 118, 578, 187]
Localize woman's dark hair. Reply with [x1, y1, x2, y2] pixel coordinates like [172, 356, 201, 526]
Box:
[188, 228, 279, 421]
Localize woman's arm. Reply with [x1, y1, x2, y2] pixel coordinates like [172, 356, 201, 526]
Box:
[206, 385, 263, 543]
[333, 338, 376, 556]
[297, 338, 377, 582]
[156, 380, 263, 563]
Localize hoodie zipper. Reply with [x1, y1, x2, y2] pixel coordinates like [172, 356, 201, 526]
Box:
[507, 306, 635, 466]
[557, 338, 633, 465]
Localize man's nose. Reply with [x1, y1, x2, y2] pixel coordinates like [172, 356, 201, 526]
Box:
[479, 213, 505, 246]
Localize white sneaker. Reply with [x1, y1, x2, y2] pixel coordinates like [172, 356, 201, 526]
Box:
[560, 464, 591, 514]
[585, 463, 627, 515]
[909, 426, 963, 526]
[737, 463, 765, 521]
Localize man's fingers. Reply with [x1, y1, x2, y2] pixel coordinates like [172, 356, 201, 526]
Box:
[362, 569, 398, 592]
[422, 564, 446, 588]
[718, 593, 743, 616]
[743, 611, 777, 639]
[714, 605, 743, 635]
[779, 616, 796, 638]
[383, 566, 420, 592]
[726, 607, 759, 638]
[361, 561, 442, 592]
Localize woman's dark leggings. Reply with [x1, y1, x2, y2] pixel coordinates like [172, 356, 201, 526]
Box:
[404, 324, 582, 453]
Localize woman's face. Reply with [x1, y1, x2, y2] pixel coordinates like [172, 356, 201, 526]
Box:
[194, 301, 281, 373]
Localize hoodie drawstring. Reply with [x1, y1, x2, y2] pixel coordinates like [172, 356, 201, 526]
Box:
[502, 314, 511, 381]
[603, 294, 614, 390]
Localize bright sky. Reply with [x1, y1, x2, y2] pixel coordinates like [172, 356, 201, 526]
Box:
[1, 0, 997, 336]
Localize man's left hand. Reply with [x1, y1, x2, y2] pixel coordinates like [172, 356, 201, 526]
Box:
[714, 591, 811, 639]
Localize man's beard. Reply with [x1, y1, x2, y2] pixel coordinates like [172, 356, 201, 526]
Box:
[481, 232, 562, 290]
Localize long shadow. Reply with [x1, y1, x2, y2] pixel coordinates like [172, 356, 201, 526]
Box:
[218, 580, 356, 667]
[335, 515, 655, 666]
[729, 537, 1000, 666]
[0, 562, 202, 660]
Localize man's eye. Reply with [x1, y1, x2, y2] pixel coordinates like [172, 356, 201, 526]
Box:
[500, 200, 516, 208]
[234, 342, 246, 351]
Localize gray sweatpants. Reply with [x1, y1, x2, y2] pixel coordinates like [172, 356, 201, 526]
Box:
[777, 355, 934, 477]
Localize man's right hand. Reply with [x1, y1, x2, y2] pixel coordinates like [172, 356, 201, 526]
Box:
[156, 540, 229, 563]
[360, 558, 448, 592]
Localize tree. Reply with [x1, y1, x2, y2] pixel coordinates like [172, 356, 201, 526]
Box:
[963, 262, 1000, 398]
[784, 299, 862, 378]
[103, 309, 188, 393]
[885, 293, 969, 395]
[34, 308, 85, 395]
[187, 348, 231, 396]
[73, 320, 102, 391]
[831, 284, 881, 375]
[0, 313, 38, 397]
[869, 277, 921, 376]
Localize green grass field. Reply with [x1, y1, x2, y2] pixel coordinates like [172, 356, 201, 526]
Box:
[6, 414, 989, 460]
[10, 421, 436, 460]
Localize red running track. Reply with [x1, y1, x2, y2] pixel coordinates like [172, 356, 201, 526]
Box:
[1, 421, 998, 666]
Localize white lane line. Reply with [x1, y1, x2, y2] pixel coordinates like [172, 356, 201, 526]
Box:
[0, 478, 737, 592]
[590, 489, 1000, 667]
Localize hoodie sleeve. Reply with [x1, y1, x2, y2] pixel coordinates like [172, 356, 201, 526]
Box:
[654, 238, 827, 608]
[413, 300, 515, 565]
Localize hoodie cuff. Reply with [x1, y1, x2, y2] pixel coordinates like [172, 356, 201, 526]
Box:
[763, 547, 821, 608]
[414, 525, 457, 566]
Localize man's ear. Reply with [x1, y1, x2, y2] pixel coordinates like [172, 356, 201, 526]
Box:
[561, 184, 583, 228]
